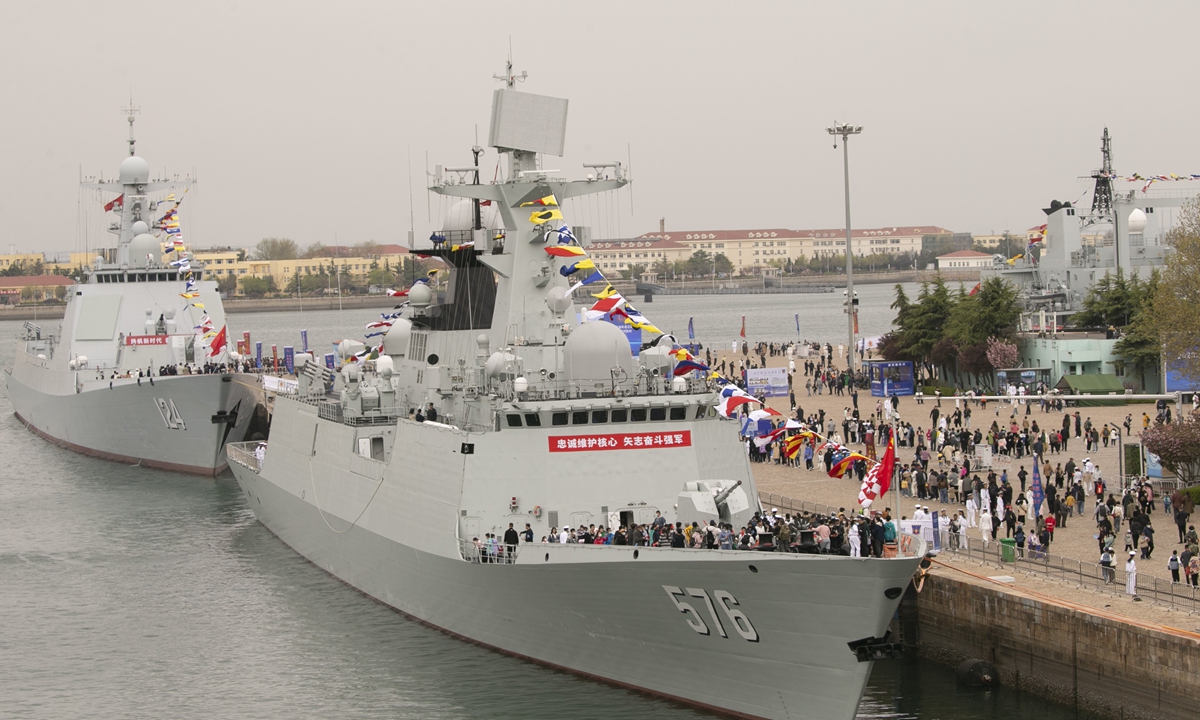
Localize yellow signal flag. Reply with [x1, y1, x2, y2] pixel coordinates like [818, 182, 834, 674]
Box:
[190, 302, 206, 309]
[520, 194, 559, 208]
[591, 284, 617, 299]
[529, 208, 563, 224]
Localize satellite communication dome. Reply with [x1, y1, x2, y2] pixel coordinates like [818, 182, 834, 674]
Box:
[408, 283, 434, 307]
[1128, 208, 1148, 233]
[562, 320, 636, 390]
[131, 220, 149, 235]
[119, 156, 150, 184]
[382, 317, 412, 356]
[441, 198, 500, 231]
[128, 233, 159, 267]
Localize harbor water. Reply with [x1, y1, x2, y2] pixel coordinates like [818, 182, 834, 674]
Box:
[1, 296, 1101, 719]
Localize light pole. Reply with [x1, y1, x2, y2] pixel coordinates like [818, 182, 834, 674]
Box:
[828, 122, 862, 372]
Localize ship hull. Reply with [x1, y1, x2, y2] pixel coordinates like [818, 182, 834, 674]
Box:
[230, 447, 920, 720]
[6, 361, 262, 475]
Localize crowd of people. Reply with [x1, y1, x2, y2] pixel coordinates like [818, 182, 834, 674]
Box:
[469, 508, 907, 561]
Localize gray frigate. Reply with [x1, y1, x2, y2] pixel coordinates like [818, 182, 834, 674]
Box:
[227, 72, 925, 720]
[5, 109, 264, 475]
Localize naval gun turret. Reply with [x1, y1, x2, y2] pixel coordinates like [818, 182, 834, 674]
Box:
[677, 479, 754, 530]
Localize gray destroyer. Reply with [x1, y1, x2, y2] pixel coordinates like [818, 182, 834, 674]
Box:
[5, 111, 263, 475]
[227, 75, 924, 719]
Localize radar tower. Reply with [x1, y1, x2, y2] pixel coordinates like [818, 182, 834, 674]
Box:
[1089, 127, 1114, 218]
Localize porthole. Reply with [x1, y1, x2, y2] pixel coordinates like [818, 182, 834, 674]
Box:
[748, 565, 758, 573]
[427, 354, 439, 366]
[633, 549, 640, 559]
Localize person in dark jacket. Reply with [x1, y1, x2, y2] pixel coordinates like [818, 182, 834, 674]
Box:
[503, 523, 520, 559]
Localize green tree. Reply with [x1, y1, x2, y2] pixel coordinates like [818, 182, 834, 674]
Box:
[686, 249, 712, 279]
[239, 275, 276, 297]
[252, 238, 299, 261]
[1154, 198, 1200, 385]
[217, 271, 238, 295]
[901, 277, 955, 371]
[651, 257, 672, 279]
[1072, 270, 1143, 328]
[303, 242, 328, 259]
[368, 266, 397, 288]
[713, 253, 734, 277]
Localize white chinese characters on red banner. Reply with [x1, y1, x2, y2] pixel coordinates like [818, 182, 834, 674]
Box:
[124, 335, 170, 346]
[548, 431, 692, 453]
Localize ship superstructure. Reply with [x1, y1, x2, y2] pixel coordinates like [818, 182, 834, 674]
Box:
[227, 71, 924, 720]
[5, 108, 263, 474]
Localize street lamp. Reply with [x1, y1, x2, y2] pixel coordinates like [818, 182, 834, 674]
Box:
[828, 122, 862, 372]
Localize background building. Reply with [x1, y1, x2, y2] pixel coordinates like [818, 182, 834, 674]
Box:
[936, 250, 993, 269]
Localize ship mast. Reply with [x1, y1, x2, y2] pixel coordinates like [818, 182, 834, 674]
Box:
[124, 96, 140, 157]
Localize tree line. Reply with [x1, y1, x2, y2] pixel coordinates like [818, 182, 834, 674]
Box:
[878, 276, 1022, 389]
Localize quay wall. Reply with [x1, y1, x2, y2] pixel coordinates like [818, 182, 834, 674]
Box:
[911, 573, 1200, 720]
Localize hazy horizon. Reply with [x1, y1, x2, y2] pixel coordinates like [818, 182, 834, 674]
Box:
[3, 1, 1198, 256]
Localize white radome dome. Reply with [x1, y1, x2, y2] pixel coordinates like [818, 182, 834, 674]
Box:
[408, 283, 433, 307]
[382, 317, 412, 357]
[562, 320, 636, 390]
[441, 198, 500, 232]
[119, 156, 150, 184]
[128, 233, 159, 267]
[1128, 208, 1147, 233]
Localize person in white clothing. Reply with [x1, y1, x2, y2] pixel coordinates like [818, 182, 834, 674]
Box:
[558, 527, 570, 544]
[966, 496, 978, 527]
[848, 521, 862, 557]
[979, 510, 993, 548]
[957, 512, 969, 550]
[1125, 552, 1138, 596]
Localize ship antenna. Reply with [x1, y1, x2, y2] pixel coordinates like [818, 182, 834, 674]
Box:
[492, 41, 527, 89]
[123, 94, 141, 156]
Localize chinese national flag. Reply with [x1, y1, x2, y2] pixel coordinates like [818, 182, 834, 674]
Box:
[103, 194, 124, 212]
[208, 325, 228, 357]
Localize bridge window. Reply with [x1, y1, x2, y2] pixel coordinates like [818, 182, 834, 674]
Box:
[610, 408, 628, 423]
[650, 407, 667, 422]
[591, 410, 608, 424]
[506, 414, 522, 428]
[551, 412, 568, 426]
[669, 407, 686, 421]
[524, 413, 541, 427]
[631, 408, 648, 422]
[572, 411, 588, 425]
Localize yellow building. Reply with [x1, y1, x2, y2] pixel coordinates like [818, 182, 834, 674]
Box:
[637, 225, 945, 274]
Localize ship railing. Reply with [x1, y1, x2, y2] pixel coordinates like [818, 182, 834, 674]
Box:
[314, 401, 405, 427]
[226, 441, 265, 473]
[458, 538, 520, 565]
[930, 529, 1200, 611]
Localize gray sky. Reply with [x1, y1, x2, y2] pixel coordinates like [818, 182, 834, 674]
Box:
[3, 1, 1199, 255]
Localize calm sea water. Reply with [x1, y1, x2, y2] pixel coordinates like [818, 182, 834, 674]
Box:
[0, 297, 1100, 719]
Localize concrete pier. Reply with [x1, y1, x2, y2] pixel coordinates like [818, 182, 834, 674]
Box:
[904, 566, 1200, 720]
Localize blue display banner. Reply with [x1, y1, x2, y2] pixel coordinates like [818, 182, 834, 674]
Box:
[255, 341, 263, 368]
[324, 353, 335, 370]
[284, 346, 295, 375]
[300, 329, 309, 353]
[868, 360, 916, 397]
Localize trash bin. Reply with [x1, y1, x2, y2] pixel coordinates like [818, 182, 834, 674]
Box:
[999, 538, 1016, 563]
